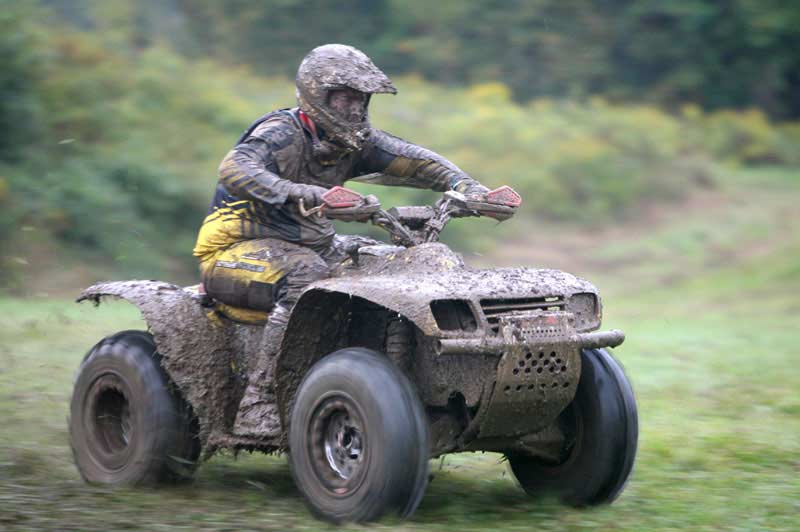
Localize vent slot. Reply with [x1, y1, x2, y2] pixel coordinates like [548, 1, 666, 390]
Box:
[480, 296, 565, 333]
[431, 299, 477, 331]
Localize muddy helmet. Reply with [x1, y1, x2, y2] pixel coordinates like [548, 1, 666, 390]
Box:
[296, 44, 396, 151]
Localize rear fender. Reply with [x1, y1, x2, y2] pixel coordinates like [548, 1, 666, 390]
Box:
[77, 280, 246, 449]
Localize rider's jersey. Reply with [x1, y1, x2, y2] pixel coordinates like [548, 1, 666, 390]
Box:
[193, 107, 480, 264]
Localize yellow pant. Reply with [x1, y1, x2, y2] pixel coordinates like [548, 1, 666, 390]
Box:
[198, 237, 329, 313]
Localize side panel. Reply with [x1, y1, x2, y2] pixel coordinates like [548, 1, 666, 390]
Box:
[274, 289, 497, 427]
[412, 335, 497, 408]
[78, 281, 260, 452]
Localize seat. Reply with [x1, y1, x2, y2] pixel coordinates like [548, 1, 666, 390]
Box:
[184, 284, 269, 325]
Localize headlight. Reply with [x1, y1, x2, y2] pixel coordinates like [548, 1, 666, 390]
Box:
[568, 293, 600, 331]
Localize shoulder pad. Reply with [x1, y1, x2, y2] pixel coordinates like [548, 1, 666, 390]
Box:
[243, 114, 301, 152]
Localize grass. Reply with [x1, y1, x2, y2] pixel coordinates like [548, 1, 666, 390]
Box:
[1, 168, 799, 531]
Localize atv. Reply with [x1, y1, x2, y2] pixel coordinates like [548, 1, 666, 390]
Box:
[71, 186, 638, 523]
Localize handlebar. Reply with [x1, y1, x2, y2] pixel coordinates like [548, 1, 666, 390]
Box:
[299, 185, 521, 246]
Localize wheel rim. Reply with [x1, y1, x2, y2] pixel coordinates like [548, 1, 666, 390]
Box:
[307, 393, 368, 496]
[85, 373, 134, 471]
[554, 403, 583, 467]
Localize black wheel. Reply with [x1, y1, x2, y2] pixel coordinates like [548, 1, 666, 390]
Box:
[507, 348, 638, 506]
[69, 330, 201, 485]
[289, 348, 429, 523]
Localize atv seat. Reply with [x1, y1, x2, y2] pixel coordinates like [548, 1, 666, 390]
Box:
[184, 284, 269, 325]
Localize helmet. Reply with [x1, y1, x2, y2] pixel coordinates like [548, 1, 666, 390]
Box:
[296, 44, 396, 152]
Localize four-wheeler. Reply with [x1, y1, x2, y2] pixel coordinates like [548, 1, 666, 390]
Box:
[70, 186, 637, 523]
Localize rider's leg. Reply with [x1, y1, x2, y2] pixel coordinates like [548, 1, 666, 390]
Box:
[199, 239, 287, 312]
[230, 304, 289, 438]
[221, 240, 330, 438]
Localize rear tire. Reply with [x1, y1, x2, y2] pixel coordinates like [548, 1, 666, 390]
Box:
[507, 348, 638, 505]
[69, 330, 201, 485]
[289, 348, 429, 523]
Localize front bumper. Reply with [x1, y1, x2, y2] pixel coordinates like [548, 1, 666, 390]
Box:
[437, 312, 625, 440]
[436, 329, 625, 355]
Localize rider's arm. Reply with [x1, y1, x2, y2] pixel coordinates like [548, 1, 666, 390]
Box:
[352, 129, 486, 193]
[217, 118, 299, 205]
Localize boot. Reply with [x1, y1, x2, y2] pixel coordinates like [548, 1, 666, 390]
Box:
[232, 306, 289, 438]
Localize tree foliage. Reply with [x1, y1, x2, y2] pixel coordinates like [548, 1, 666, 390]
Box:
[0, 2, 46, 162]
[81, 0, 800, 119]
[2, 2, 799, 290]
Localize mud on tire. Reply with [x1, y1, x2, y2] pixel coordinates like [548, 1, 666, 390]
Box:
[507, 348, 638, 506]
[289, 348, 429, 523]
[69, 330, 200, 485]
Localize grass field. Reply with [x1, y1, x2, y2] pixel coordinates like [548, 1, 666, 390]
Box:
[1, 168, 798, 531]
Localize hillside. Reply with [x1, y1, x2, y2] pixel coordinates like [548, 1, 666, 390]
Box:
[3, 7, 799, 295]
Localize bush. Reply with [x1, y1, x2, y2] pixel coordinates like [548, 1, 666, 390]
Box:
[1, 8, 798, 287]
[0, 3, 45, 162]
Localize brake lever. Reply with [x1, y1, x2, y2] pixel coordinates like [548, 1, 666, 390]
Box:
[441, 191, 481, 218]
[298, 198, 325, 218]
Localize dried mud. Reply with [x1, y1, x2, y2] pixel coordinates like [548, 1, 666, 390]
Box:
[78, 242, 614, 457]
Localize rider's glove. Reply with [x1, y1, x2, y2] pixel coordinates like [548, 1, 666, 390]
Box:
[287, 183, 328, 207]
[454, 180, 490, 198]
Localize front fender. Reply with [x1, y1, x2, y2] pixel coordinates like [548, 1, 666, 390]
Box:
[296, 280, 445, 335]
[274, 286, 433, 440]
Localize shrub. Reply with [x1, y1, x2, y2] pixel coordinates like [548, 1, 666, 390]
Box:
[1, 10, 798, 285]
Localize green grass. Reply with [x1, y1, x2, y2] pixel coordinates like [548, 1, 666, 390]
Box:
[1, 169, 799, 531]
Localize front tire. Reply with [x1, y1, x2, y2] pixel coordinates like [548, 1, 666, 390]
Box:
[507, 348, 638, 505]
[289, 348, 429, 523]
[69, 330, 200, 485]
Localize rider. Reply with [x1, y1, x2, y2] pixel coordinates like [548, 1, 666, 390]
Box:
[194, 44, 491, 439]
